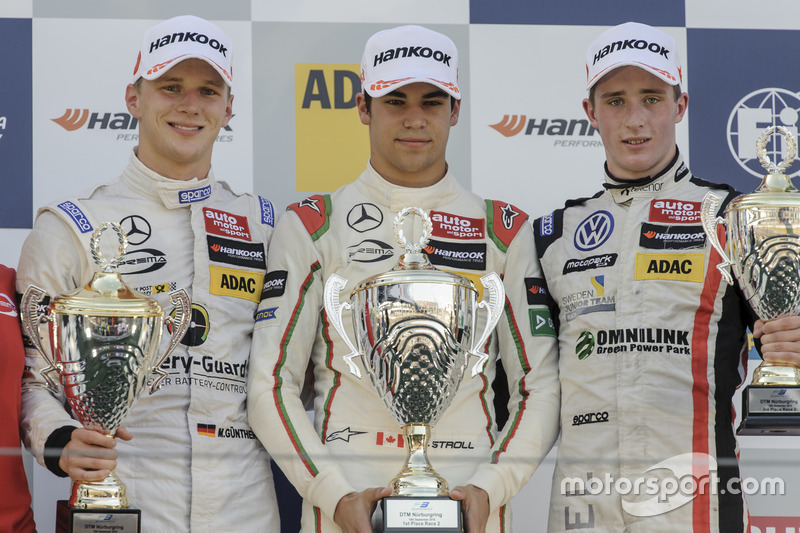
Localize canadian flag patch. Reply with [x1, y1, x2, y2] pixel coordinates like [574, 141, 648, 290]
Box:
[376, 432, 404, 448]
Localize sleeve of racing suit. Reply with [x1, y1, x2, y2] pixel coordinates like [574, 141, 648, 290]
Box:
[16, 211, 88, 468]
[465, 220, 561, 511]
[247, 210, 357, 522]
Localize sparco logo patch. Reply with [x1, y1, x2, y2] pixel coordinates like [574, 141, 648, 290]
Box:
[634, 253, 704, 282]
[203, 207, 251, 241]
[424, 239, 486, 270]
[57, 201, 93, 233]
[259, 196, 275, 227]
[207, 235, 266, 269]
[430, 211, 485, 239]
[209, 265, 264, 302]
[179, 185, 211, 204]
[525, 277, 549, 305]
[562, 253, 618, 274]
[639, 223, 706, 250]
[649, 199, 701, 224]
[261, 270, 288, 300]
[573, 411, 609, 426]
[575, 211, 614, 251]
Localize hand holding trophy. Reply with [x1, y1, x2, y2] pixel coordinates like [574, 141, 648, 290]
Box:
[701, 125, 800, 434]
[324, 207, 505, 532]
[20, 222, 191, 532]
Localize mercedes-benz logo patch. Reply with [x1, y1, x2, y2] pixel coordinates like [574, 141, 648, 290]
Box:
[347, 203, 383, 233]
[119, 215, 152, 245]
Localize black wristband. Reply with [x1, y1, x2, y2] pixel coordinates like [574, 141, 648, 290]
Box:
[43, 425, 78, 477]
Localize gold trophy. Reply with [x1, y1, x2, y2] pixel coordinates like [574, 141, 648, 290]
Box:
[701, 125, 800, 434]
[20, 222, 191, 532]
[324, 207, 505, 531]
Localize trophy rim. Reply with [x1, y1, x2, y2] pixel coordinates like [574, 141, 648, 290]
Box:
[728, 191, 800, 211]
[51, 271, 164, 317]
[352, 271, 477, 295]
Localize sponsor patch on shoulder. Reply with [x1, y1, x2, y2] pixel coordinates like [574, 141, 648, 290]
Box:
[57, 201, 93, 233]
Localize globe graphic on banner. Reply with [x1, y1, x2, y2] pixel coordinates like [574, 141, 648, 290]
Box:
[727, 88, 800, 180]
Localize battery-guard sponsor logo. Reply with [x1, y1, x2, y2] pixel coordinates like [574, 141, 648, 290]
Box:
[639, 223, 706, 250]
[540, 213, 554, 236]
[575, 211, 614, 251]
[255, 307, 278, 323]
[261, 270, 288, 300]
[348, 239, 394, 263]
[430, 211, 485, 239]
[51, 109, 233, 142]
[525, 277, 549, 305]
[635, 253, 704, 282]
[178, 185, 211, 204]
[167, 304, 210, 347]
[425, 240, 486, 270]
[563, 253, 618, 274]
[57, 201, 93, 233]
[529, 309, 556, 337]
[207, 235, 266, 269]
[649, 199, 701, 224]
[727, 88, 800, 179]
[259, 196, 275, 227]
[196, 423, 257, 440]
[562, 275, 616, 322]
[203, 207, 251, 241]
[489, 115, 602, 148]
[572, 411, 609, 426]
[577, 328, 690, 359]
[209, 265, 264, 303]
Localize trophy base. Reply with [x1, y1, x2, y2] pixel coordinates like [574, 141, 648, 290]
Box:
[56, 500, 141, 533]
[737, 385, 800, 435]
[382, 497, 462, 532]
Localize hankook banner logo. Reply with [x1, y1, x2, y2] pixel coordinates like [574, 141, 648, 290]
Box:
[489, 115, 602, 148]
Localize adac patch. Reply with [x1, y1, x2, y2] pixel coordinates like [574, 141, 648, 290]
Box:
[288, 194, 331, 241]
[486, 200, 528, 252]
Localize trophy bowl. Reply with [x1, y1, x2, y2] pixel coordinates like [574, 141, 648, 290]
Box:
[20, 222, 191, 513]
[701, 125, 800, 433]
[324, 207, 504, 531]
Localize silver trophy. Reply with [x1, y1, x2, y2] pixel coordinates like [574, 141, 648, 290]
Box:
[20, 222, 191, 530]
[324, 207, 505, 531]
[701, 125, 800, 434]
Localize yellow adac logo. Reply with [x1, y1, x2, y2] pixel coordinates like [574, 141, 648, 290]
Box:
[210, 266, 264, 303]
[635, 253, 704, 282]
[295, 63, 368, 192]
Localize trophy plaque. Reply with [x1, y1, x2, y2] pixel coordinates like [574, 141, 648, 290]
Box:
[701, 125, 800, 434]
[20, 222, 191, 532]
[324, 207, 505, 532]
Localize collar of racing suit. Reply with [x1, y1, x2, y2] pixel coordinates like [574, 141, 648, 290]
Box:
[121, 149, 217, 209]
[355, 160, 465, 213]
[603, 147, 690, 205]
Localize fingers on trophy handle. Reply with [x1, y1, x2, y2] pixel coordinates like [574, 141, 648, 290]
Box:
[323, 273, 362, 378]
[20, 285, 59, 392]
[700, 192, 735, 285]
[149, 289, 191, 393]
[470, 272, 505, 377]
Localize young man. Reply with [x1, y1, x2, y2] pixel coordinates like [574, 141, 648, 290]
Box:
[17, 16, 278, 532]
[534, 22, 800, 532]
[248, 25, 560, 533]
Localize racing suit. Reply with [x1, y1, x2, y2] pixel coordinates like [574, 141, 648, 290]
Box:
[17, 151, 279, 533]
[247, 162, 560, 533]
[533, 152, 753, 532]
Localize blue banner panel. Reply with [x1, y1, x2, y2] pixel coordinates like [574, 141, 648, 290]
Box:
[0, 18, 33, 228]
[687, 28, 800, 193]
[469, 0, 684, 26]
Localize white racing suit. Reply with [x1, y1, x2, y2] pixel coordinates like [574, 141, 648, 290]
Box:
[17, 151, 279, 533]
[533, 153, 753, 532]
[247, 163, 560, 532]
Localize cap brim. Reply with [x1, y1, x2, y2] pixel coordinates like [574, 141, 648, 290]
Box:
[138, 54, 232, 87]
[364, 76, 460, 99]
[586, 61, 679, 91]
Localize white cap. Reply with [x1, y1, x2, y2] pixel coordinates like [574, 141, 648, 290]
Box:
[586, 22, 681, 91]
[132, 15, 233, 87]
[360, 25, 460, 99]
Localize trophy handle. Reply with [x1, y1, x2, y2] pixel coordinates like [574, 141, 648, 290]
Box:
[470, 272, 506, 377]
[323, 273, 362, 378]
[20, 285, 59, 392]
[700, 192, 735, 285]
[149, 288, 191, 393]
